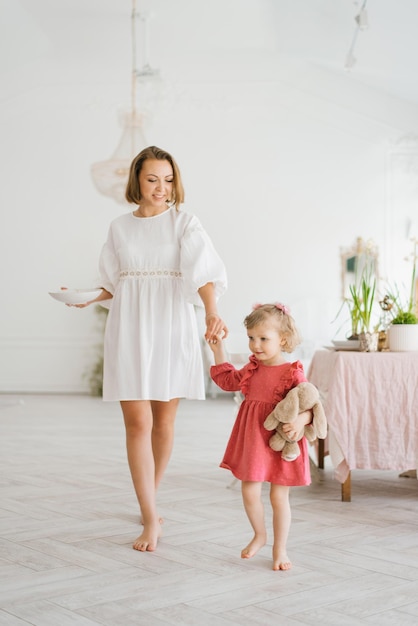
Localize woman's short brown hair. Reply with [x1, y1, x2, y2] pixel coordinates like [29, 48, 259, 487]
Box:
[125, 146, 185, 207]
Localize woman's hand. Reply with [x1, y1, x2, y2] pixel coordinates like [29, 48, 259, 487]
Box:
[64, 287, 113, 309]
[197, 283, 228, 343]
[205, 313, 228, 343]
[67, 300, 94, 309]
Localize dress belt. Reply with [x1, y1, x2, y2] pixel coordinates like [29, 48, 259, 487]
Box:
[119, 269, 182, 279]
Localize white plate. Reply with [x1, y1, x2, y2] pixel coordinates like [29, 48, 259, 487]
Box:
[49, 288, 102, 305]
[331, 339, 360, 351]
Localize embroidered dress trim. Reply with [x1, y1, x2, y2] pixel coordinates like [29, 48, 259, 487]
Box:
[120, 269, 183, 279]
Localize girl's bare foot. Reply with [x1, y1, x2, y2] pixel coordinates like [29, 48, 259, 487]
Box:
[241, 533, 267, 559]
[133, 522, 162, 552]
[272, 547, 292, 570]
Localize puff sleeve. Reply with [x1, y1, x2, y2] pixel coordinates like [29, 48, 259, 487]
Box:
[180, 215, 227, 306]
[210, 358, 257, 395]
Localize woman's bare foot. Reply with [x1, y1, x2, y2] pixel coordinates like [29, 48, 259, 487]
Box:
[272, 547, 292, 570]
[133, 522, 162, 552]
[241, 533, 267, 559]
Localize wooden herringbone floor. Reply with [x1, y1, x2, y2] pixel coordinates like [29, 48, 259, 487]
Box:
[1, 394, 418, 625]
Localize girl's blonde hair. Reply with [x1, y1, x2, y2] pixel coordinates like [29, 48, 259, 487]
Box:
[243, 303, 301, 353]
[125, 145, 185, 207]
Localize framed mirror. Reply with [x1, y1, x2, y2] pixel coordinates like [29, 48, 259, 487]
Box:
[340, 237, 379, 299]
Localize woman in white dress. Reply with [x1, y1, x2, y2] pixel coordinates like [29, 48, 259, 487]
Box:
[76, 146, 228, 552]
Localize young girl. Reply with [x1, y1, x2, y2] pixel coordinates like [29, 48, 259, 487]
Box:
[208, 302, 311, 571]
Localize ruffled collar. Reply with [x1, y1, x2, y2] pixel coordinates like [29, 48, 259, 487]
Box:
[239, 356, 304, 402]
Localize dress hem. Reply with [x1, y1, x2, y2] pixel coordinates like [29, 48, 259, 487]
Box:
[102, 394, 206, 402]
[220, 463, 311, 487]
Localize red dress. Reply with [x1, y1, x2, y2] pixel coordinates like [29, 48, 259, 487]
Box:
[211, 356, 311, 486]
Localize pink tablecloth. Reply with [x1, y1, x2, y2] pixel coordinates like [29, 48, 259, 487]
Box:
[307, 350, 418, 482]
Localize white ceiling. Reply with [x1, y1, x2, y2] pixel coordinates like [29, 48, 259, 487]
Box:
[2, 0, 418, 107]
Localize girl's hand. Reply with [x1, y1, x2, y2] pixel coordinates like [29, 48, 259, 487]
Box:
[206, 332, 224, 351]
[205, 313, 228, 343]
[206, 332, 228, 365]
[281, 410, 313, 440]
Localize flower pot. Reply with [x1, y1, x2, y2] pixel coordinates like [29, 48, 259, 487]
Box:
[388, 324, 418, 351]
[358, 331, 378, 352]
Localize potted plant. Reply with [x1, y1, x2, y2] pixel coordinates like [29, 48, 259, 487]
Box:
[348, 265, 379, 351]
[83, 305, 109, 395]
[384, 239, 418, 351]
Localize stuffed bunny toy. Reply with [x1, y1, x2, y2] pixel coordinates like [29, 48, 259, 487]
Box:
[264, 382, 327, 461]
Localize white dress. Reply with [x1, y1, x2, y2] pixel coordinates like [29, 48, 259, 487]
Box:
[98, 207, 227, 401]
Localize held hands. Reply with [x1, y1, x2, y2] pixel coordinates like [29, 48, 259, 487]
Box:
[205, 313, 228, 344]
[205, 314, 228, 365]
[206, 331, 227, 365]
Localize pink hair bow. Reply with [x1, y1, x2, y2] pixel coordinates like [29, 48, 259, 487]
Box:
[274, 302, 290, 315]
[252, 302, 290, 315]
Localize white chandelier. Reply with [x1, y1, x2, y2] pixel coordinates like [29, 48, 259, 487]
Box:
[91, 1, 159, 204]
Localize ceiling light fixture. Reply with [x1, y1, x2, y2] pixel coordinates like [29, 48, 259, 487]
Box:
[90, 1, 159, 204]
[355, 5, 369, 30]
[344, 0, 368, 71]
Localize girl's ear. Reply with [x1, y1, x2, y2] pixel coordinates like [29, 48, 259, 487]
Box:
[280, 334, 287, 346]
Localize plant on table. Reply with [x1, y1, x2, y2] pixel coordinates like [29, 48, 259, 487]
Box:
[348, 265, 378, 334]
[383, 238, 418, 325]
[334, 238, 379, 341]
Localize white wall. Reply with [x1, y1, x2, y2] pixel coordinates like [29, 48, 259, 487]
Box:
[1, 0, 418, 393]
